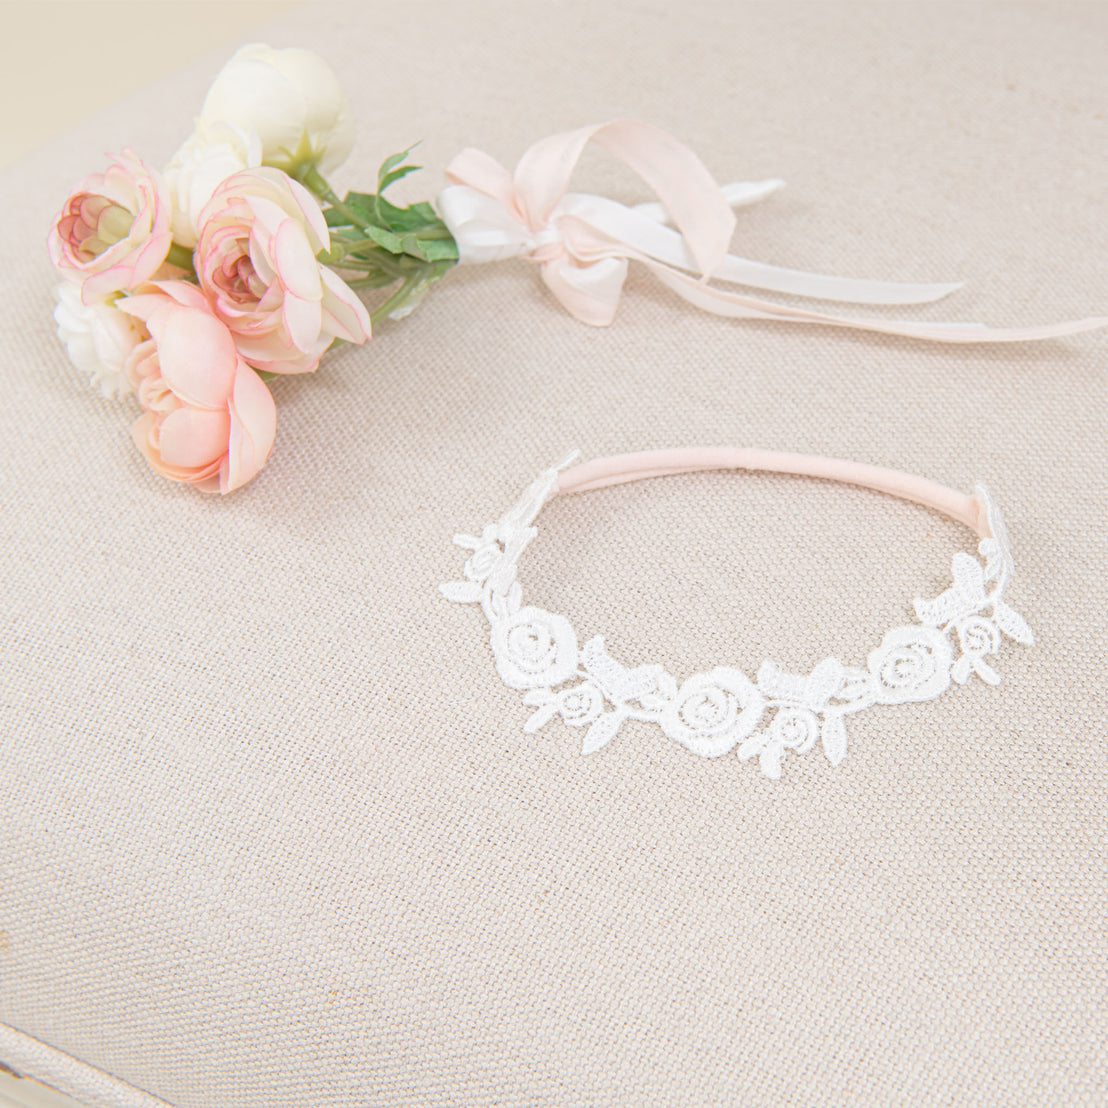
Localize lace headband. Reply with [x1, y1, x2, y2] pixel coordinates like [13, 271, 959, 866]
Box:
[440, 450, 1033, 778]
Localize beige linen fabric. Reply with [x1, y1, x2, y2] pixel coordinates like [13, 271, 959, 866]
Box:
[2, 3, 1106, 1105]
[0, 1025, 170, 1108]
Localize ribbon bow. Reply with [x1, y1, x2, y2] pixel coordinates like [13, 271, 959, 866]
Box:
[438, 119, 1106, 342]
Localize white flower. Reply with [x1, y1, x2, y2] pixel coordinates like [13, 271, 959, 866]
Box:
[868, 625, 953, 704]
[53, 283, 147, 398]
[767, 707, 821, 752]
[198, 44, 354, 176]
[738, 706, 821, 778]
[521, 681, 605, 732]
[491, 606, 578, 690]
[451, 523, 536, 597]
[958, 615, 1000, 657]
[952, 616, 1001, 685]
[659, 667, 764, 758]
[164, 121, 262, 247]
[465, 535, 504, 581]
[626, 667, 679, 718]
[751, 657, 874, 770]
[556, 683, 604, 726]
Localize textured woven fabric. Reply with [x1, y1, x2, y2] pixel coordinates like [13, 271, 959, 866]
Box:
[2, 3, 1106, 1106]
[0, 1026, 170, 1108]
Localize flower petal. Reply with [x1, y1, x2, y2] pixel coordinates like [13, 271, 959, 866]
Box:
[157, 307, 238, 408]
[320, 267, 372, 344]
[283, 174, 330, 247]
[280, 292, 324, 354]
[222, 364, 276, 492]
[158, 406, 231, 468]
[272, 219, 323, 301]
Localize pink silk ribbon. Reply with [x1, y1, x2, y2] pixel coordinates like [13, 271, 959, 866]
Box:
[438, 119, 1108, 342]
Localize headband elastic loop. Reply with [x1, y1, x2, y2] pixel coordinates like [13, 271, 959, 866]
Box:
[556, 448, 989, 537]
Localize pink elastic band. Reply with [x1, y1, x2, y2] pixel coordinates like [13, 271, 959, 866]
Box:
[556, 448, 990, 537]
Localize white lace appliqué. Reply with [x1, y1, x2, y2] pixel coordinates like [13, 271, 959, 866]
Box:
[440, 458, 1034, 777]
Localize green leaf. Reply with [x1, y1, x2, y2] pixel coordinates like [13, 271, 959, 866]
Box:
[362, 224, 408, 254]
[344, 191, 379, 211]
[415, 237, 459, 262]
[377, 145, 421, 192]
[341, 193, 376, 225]
[324, 208, 354, 228]
[398, 235, 429, 262]
[400, 199, 440, 224]
[379, 163, 421, 194]
[394, 235, 458, 263]
[374, 195, 442, 233]
[377, 147, 410, 175]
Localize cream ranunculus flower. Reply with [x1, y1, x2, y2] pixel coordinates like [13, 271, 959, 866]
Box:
[53, 283, 149, 399]
[195, 167, 372, 374]
[164, 121, 263, 248]
[197, 43, 354, 176]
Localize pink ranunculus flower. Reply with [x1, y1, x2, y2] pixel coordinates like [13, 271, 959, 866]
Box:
[118, 282, 277, 494]
[195, 166, 371, 374]
[48, 150, 172, 304]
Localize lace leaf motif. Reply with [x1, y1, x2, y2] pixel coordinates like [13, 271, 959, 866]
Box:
[440, 580, 483, 604]
[441, 467, 1034, 778]
[582, 710, 626, 755]
[993, 600, 1034, 646]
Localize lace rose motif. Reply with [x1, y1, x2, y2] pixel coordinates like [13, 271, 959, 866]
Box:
[441, 458, 1034, 777]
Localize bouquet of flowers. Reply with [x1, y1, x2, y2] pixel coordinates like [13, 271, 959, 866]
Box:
[49, 44, 1107, 494]
[49, 44, 456, 493]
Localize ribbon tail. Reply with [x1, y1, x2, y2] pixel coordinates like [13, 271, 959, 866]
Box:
[722, 180, 786, 209]
[632, 178, 785, 222]
[645, 262, 1108, 343]
[569, 194, 964, 305]
[709, 255, 963, 306]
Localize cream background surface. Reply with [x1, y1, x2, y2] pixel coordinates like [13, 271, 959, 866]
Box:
[2, 2, 1106, 1106]
[4, 8, 293, 1105]
[0, 3, 300, 172]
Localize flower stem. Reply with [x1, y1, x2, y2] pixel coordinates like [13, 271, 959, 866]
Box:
[370, 273, 425, 325]
[345, 274, 405, 291]
[297, 157, 458, 326]
[165, 242, 195, 271]
[296, 164, 368, 232]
